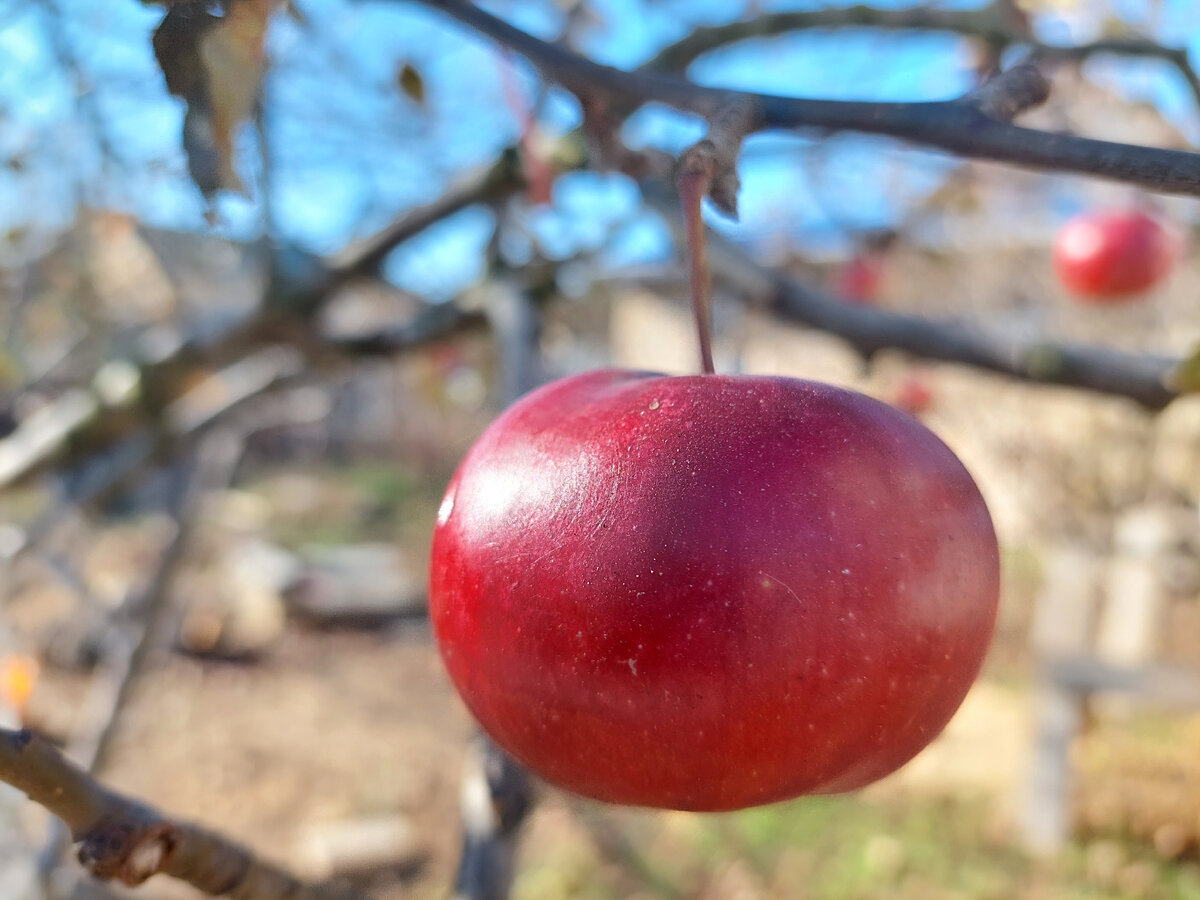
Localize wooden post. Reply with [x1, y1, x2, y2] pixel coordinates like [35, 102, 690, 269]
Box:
[1022, 544, 1100, 855]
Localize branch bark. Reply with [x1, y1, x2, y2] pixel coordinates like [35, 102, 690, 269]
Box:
[643, 3, 1025, 74]
[0, 729, 365, 900]
[36, 430, 245, 890]
[695, 225, 1179, 410]
[326, 152, 525, 284]
[642, 4, 1200, 113]
[416, 0, 1200, 197]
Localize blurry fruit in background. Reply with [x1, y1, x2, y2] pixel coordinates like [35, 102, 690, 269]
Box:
[0, 654, 38, 724]
[831, 231, 897, 305]
[1052, 209, 1175, 301]
[893, 369, 936, 416]
[832, 253, 883, 305]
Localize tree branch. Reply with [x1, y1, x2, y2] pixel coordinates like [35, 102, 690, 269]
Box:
[643, 5, 1200, 114]
[643, 3, 1023, 74]
[36, 430, 244, 890]
[325, 152, 525, 283]
[695, 226, 1179, 410]
[0, 729, 364, 899]
[1033, 39, 1200, 112]
[326, 297, 487, 356]
[963, 64, 1049, 122]
[0, 343, 303, 493]
[416, 0, 1200, 197]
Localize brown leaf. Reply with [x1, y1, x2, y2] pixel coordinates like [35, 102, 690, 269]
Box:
[397, 62, 426, 107]
[152, 2, 219, 100]
[152, 0, 280, 197]
[199, 0, 279, 195]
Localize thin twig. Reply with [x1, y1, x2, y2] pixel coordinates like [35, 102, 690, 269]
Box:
[643, 3, 1025, 74]
[1033, 39, 1200, 111]
[642, 4, 1200, 114]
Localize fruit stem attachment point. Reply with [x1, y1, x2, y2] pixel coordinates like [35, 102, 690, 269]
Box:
[677, 160, 716, 375]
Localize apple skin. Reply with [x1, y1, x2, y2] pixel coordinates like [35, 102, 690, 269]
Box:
[430, 369, 999, 811]
[1052, 210, 1174, 301]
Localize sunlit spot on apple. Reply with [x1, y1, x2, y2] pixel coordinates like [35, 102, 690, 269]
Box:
[1060, 220, 1104, 259]
[436, 485, 457, 526]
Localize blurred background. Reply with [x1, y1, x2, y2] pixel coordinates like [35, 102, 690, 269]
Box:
[3, 0, 1200, 897]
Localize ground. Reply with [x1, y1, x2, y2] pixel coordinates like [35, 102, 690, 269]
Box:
[52, 617, 1200, 900]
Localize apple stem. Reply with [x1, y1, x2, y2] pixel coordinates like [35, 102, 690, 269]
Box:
[677, 161, 716, 375]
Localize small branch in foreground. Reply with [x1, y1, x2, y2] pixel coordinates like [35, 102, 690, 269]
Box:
[36, 431, 243, 890]
[0, 729, 364, 900]
[417, 0, 1200, 197]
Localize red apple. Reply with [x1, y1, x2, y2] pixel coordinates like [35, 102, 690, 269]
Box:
[1052, 209, 1174, 301]
[430, 369, 999, 811]
[893, 370, 936, 416]
[831, 254, 883, 305]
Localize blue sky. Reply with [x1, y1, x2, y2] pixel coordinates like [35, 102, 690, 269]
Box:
[2, 0, 1200, 299]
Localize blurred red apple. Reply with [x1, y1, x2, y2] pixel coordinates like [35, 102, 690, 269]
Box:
[1052, 209, 1174, 301]
[893, 370, 936, 416]
[831, 254, 883, 305]
[430, 369, 999, 810]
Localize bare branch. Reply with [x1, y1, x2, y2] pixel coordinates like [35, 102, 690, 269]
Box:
[0, 390, 98, 490]
[0, 729, 364, 899]
[327, 297, 487, 356]
[326, 153, 524, 282]
[1033, 39, 1200, 111]
[768, 279, 1176, 410]
[0, 345, 302, 493]
[417, 0, 1200, 197]
[749, 94, 1198, 196]
[643, 3, 1022, 74]
[697, 229, 1179, 410]
[678, 101, 756, 218]
[0, 347, 303, 569]
[37, 430, 245, 888]
[644, 5, 1200, 114]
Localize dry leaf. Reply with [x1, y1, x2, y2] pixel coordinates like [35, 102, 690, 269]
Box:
[152, 0, 280, 197]
[200, 0, 278, 195]
[397, 62, 426, 107]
